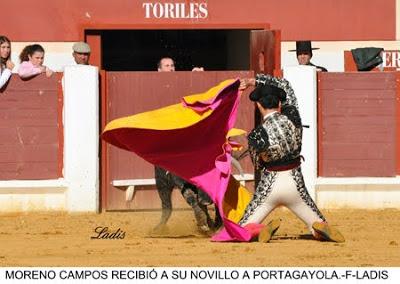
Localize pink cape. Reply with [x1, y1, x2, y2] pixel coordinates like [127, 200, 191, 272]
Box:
[102, 79, 252, 242]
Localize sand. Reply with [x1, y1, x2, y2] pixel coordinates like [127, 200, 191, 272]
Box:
[0, 208, 399, 267]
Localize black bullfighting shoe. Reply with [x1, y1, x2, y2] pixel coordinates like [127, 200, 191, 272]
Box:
[312, 222, 345, 243]
[258, 219, 281, 243]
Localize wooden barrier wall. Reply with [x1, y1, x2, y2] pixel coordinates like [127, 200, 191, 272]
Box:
[318, 72, 398, 177]
[2, 70, 399, 208]
[0, 74, 62, 180]
[104, 71, 254, 210]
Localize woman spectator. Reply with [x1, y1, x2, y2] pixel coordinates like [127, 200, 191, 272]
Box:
[0, 35, 15, 89]
[18, 44, 53, 78]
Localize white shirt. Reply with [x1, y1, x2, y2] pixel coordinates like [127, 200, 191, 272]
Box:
[263, 111, 278, 121]
[0, 68, 12, 89]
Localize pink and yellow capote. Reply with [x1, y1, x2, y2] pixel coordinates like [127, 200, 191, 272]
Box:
[102, 79, 253, 241]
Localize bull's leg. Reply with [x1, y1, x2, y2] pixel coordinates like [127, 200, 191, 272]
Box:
[213, 205, 223, 230]
[153, 166, 174, 231]
[181, 185, 211, 233]
[196, 189, 216, 229]
[197, 189, 212, 206]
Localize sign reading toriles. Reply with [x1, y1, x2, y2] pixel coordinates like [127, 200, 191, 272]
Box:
[142, 2, 208, 19]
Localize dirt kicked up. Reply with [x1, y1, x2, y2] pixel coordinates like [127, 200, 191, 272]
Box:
[0, 208, 399, 267]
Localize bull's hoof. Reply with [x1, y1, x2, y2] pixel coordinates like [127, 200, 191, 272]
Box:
[197, 224, 213, 236]
[211, 217, 222, 230]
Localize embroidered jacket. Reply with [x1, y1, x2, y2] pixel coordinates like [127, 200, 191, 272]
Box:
[248, 74, 302, 169]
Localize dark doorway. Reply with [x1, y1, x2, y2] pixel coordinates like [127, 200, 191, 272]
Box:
[99, 29, 251, 71]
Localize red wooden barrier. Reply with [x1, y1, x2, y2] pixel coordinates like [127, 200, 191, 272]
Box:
[318, 72, 398, 177]
[104, 71, 254, 210]
[0, 74, 62, 180]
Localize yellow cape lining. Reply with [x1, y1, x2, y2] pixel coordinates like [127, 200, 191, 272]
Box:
[103, 79, 235, 132]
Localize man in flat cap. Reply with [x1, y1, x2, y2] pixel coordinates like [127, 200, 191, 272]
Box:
[72, 42, 91, 65]
[237, 74, 344, 243]
[290, 40, 327, 72]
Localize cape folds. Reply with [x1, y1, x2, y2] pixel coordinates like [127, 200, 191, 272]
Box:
[102, 79, 253, 241]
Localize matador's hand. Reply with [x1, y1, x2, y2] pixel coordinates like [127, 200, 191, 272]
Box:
[239, 78, 255, 91]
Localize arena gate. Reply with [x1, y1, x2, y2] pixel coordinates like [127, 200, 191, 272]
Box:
[100, 30, 280, 211]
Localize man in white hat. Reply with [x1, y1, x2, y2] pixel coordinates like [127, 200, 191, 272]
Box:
[72, 42, 91, 65]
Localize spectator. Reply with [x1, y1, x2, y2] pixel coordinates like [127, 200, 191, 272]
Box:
[157, 57, 175, 72]
[290, 41, 327, 72]
[72, 42, 91, 65]
[18, 44, 53, 79]
[157, 57, 204, 72]
[0, 35, 15, 89]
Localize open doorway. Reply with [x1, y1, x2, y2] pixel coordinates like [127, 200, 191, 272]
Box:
[98, 29, 251, 71]
[94, 27, 281, 211]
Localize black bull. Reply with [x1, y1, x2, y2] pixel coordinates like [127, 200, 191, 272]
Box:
[153, 151, 249, 234]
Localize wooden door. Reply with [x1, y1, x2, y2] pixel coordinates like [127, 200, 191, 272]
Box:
[103, 71, 254, 210]
[100, 28, 282, 211]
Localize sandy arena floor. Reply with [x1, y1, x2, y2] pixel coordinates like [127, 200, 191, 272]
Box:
[0, 208, 399, 267]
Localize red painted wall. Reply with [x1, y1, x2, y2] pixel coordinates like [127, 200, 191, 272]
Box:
[3, 0, 396, 41]
[105, 71, 254, 210]
[0, 74, 62, 180]
[318, 72, 398, 177]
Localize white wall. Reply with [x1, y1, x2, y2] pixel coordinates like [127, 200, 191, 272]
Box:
[0, 180, 67, 212]
[283, 66, 318, 199]
[10, 42, 76, 72]
[316, 178, 400, 209]
[64, 66, 99, 212]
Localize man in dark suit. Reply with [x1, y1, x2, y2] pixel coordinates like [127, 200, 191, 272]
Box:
[290, 41, 327, 72]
